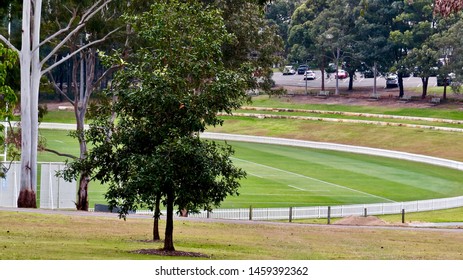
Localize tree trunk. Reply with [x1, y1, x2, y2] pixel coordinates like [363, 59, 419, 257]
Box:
[76, 174, 90, 210]
[398, 74, 404, 98]
[348, 70, 354, 91]
[75, 92, 89, 210]
[421, 77, 429, 99]
[17, 189, 37, 208]
[74, 49, 96, 211]
[372, 63, 377, 97]
[18, 0, 41, 208]
[443, 83, 447, 100]
[153, 195, 161, 241]
[163, 190, 175, 251]
[320, 66, 325, 91]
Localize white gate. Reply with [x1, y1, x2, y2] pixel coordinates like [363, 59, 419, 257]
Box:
[0, 162, 76, 209]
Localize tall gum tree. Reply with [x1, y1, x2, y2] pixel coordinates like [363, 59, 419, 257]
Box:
[0, 0, 115, 208]
[45, 1, 125, 211]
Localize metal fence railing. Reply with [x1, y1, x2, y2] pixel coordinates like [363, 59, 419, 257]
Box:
[128, 196, 463, 221]
[181, 196, 463, 221]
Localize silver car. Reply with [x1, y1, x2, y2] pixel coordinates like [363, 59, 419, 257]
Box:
[304, 70, 316, 80]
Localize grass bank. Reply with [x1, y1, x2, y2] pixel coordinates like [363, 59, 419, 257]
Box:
[1, 210, 463, 260]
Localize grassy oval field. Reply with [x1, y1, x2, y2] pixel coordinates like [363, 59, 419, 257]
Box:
[38, 129, 463, 209]
[221, 141, 463, 208]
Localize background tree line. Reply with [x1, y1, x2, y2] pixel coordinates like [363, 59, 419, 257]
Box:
[265, 0, 463, 99]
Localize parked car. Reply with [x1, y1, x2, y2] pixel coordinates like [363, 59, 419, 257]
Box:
[304, 70, 316, 80]
[385, 73, 398, 88]
[297, 65, 309, 74]
[362, 69, 378, 78]
[335, 69, 348, 79]
[283, 65, 296, 75]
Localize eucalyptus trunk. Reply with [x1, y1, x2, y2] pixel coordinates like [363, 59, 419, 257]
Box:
[18, 0, 41, 208]
[76, 174, 90, 210]
[73, 49, 98, 211]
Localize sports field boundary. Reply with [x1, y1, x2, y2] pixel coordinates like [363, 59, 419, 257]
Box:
[31, 122, 463, 170]
[10, 124, 463, 219]
[201, 132, 463, 171]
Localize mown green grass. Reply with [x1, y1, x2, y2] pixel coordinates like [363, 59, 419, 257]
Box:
[208, 116, 463, 162]
[250, 95, 463, 119]
[234, 108, 463, 129]
[41, 110, 77, 123]
[36, 129, 463, 210]
[224, 141, 463, 208]
[1, 210, 463, 260]
[38, 95, 463, 123]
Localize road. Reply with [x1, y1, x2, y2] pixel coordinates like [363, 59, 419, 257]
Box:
[273, 70, 439, 90]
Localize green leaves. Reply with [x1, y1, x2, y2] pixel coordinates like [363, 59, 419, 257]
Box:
[0, 44, 18, 120]
[65, 0, 250, 217]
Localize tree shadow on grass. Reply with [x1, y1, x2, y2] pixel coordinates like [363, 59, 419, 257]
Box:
[132, 240, 210, 258]
[132, 248, 209, 258]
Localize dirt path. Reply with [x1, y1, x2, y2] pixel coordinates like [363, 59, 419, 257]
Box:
[2, 207, 462, 232]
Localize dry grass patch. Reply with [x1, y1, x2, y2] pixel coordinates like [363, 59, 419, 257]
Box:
[1, 211, 463, 260]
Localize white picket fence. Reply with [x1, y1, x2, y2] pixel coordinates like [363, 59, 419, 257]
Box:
[132, 195, 463, 221]
[202, 195, 463, 220]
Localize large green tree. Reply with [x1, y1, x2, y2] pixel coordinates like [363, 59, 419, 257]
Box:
[390, 0, 438, 98]
[265, 0, 304, 55]
[430, 15, 463, 98]
[355, 0, 401, 96]
[288, 0, 330, 89]
[214, 0, 283, 93]
[63, 0, 248, 252]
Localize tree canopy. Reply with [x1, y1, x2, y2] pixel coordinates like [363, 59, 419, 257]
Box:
[62, 0, 249, 251]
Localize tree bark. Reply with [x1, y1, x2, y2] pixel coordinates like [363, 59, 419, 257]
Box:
[421, 77, 429, 99]
[320, 66, 325, 91]
[18, 0, 41, 208]
[398, 74, 404, 98]
[163, 190, 175, 251]
[73, 49, 96, 211]
[153, 195, 161, 241]
[17, 189, 37, 208]
[76, 174, 90, 210]
[348, 70, 354, 91]
[443, 83, 447, 100]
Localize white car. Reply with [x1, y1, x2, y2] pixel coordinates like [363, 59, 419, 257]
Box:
[304, 70, 316, 80]
[385, 73, 399, 88]
[282, 65, 296, 75]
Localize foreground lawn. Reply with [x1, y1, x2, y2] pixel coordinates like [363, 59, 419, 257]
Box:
[1, 210, 463, 260]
